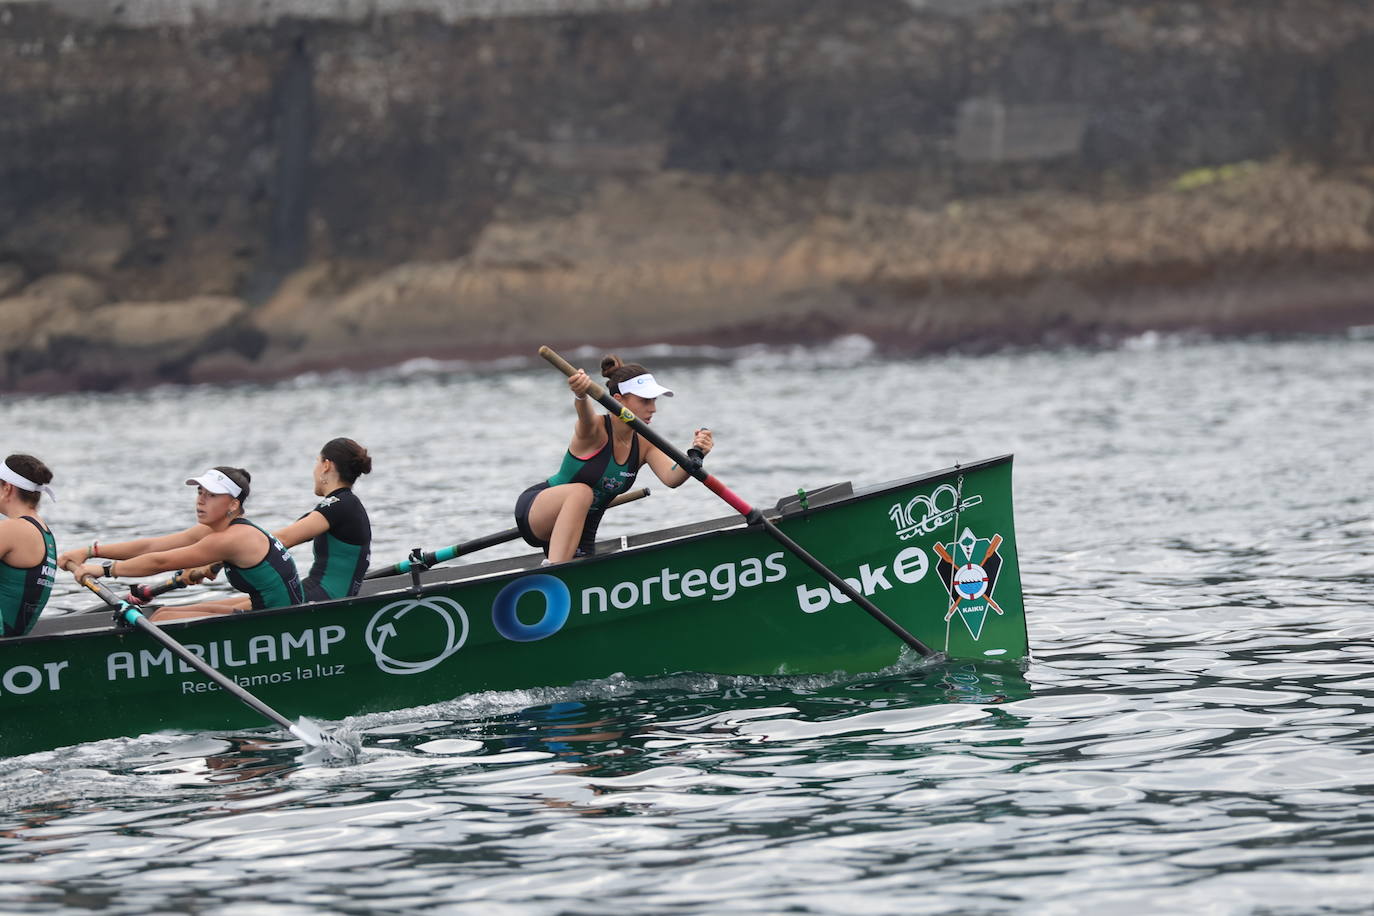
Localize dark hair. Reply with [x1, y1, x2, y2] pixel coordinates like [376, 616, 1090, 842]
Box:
[4, 454, 52, 508]
[214, 466, 252, 505]
[320, 438, 372, 484]
[601, 354, 650, 396]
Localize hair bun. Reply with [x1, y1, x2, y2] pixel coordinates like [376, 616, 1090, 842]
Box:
[600, 354, 624, 378]
[321, 438, 372, 482]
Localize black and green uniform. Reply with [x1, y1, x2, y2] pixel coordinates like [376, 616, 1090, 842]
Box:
[515, 416, 641, 556]
[0, 517, 57, 638]
[224, 519, 305, 610]
[301, 488, 371, 602]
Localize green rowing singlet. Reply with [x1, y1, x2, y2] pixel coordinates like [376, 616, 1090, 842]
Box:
[546, 416, 641, 510]
[0, 517, 57, 637]
[224, 519, 305, 610]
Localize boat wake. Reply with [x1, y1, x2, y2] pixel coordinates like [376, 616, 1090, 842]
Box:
[337, 647, 961, 737]
[0, 649, 978, 788]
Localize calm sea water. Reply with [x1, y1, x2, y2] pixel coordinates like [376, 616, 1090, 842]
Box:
[1, 333, 1372, 914]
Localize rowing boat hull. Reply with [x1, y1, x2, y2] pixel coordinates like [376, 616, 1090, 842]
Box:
[0, 456, 1027, 758]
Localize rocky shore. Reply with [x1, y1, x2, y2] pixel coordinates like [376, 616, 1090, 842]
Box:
[3, 0, 1373, 391]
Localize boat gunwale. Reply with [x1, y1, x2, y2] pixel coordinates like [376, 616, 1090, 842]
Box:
[10, 454, 1013, 647]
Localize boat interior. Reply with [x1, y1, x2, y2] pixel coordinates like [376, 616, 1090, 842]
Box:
[22, 480, 856, 640]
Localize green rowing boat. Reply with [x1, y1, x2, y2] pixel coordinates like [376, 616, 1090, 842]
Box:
[0, 455, 1027, 758]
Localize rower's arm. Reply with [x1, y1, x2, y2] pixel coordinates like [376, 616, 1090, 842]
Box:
[67, 528, 242, 580]
[644, 428, 715, 489]
[274, 511, 329, 549]
[56, 525, 209, 569]
[0, 518, 18, 565]
[569, 369, 600, 439]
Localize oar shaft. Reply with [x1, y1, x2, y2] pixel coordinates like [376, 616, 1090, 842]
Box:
[538, 345, 935, 657]
[365, 487, 651, 580]
[127, 610, 296, 734]
[364, 533, 520, 580]
[756, 516, 933, 654]
[427, 529, 518, 567]
[78, 576, 300, 739]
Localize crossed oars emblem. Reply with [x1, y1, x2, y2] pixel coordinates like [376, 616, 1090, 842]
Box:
[933, 534, 1005, 622]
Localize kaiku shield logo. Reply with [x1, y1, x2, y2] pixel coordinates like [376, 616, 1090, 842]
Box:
[934, 528, 1004, 640]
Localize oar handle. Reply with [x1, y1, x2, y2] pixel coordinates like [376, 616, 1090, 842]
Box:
[537, 345, 935, 657]
[540, 346, 609, 401]
[129, 562, 224, 603]
[607, 487, 650, 509]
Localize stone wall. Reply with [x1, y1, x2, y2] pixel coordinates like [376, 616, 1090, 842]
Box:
[3, 0, 1374, 389]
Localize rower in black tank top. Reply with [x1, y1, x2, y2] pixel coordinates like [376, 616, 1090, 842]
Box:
[301, 488, 372, 601]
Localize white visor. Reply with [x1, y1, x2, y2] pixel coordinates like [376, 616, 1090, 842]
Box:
[0, 463, 56, 503]
[618, 373, 674, 399]
[185, 468, 242, 498]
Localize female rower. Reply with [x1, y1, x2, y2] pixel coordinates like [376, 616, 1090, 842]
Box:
[187, 438, 373, 601]
[60, 467, 303, 621]
[515, 355, 714, 564]
[0, 454, 58, 638]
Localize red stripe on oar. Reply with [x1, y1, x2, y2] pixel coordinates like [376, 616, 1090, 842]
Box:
[703, 475, 753, 516]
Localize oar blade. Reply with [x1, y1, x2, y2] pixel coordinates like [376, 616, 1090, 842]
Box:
[290, 717, 361, 762]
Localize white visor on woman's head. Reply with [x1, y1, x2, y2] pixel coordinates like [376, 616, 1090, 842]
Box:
[0, 463, 55, 502]
[185, 469, 242, 498]
[618, 373, 674, 399]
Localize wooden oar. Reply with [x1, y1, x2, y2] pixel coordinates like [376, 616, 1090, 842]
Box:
[77, 563, 224, 614]
[539, 346, 936, 657]
[364, 487, 651, 580]
[73, 573, 357, 759]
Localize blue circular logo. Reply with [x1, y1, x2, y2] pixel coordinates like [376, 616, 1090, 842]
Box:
[492, 574, 571, 642]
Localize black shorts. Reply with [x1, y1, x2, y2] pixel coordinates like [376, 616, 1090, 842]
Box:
[302, 579, 332, 603]
[514, 482, 605, 557]
[514, 482, 552, 553]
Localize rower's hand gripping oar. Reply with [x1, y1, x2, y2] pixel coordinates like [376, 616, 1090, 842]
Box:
[364, 486, 651, 580]
[77, 563, 224, 614]
[539, 346, 936, 658]
[72, 572, 358, 759]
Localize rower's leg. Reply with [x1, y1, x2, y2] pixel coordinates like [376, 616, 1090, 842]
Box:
[151, 595, 253, 621]
[527, 483, 595, 564]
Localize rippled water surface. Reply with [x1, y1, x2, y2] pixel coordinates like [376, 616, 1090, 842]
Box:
[2, 334, 1372, 913]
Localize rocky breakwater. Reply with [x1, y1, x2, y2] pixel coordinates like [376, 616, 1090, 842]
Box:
[3, 0, 1374, 392]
